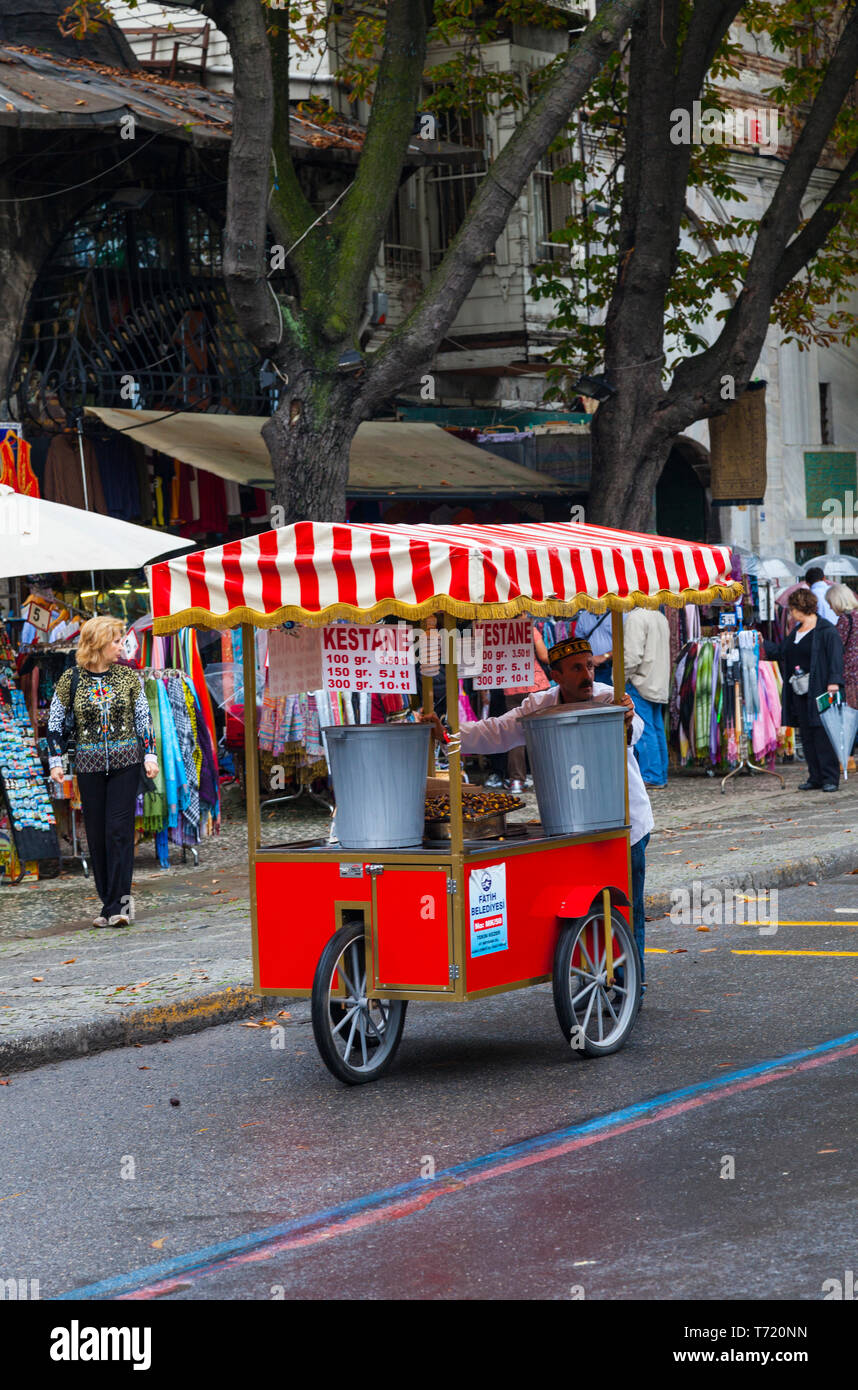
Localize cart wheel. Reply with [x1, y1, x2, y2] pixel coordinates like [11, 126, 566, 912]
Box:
[311, 922, 407, 1085]
[553, 905, 640, 1057]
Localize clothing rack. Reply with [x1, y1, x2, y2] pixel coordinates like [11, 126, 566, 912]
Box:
[139, 666, 201, 866]
[720, 630, 785, 793]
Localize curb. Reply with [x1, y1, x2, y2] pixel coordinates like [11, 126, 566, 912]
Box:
[0, 985, 276, 1075]
[646, 845, 858, 917]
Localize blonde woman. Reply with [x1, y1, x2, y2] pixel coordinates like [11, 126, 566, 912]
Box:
[828, 582, 858, 711]
[47, 616, 158, 927]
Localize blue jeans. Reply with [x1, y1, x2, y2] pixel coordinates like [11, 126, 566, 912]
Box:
[631, 832, 649, 985]
[627, 684, 668, 786]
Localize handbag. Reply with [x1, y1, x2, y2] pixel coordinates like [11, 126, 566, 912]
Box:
[789, 670, 810, 696]
[59, 667, 81, 759]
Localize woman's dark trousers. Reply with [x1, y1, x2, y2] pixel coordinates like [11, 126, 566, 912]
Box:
[796, 697, 840, 787]
[77, 765, 141, 917]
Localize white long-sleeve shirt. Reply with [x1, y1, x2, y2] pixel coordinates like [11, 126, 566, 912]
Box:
[623, 607, 671, 703]
[460, 682, 654, 846]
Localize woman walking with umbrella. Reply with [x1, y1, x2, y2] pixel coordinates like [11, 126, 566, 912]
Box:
[47, 616, 158, 926]
[764, 589, 844, 791]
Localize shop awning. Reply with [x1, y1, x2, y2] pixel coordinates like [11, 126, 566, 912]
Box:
[84, 408, 571, 497]
[0, 484, 191, 579]
[150, 518, 742, 632]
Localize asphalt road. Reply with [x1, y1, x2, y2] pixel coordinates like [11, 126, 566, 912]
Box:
[1, 872, 857, 1301]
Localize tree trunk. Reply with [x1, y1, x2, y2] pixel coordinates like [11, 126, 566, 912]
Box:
[262, 371, 363, 523]
[588, 386, 671, 532]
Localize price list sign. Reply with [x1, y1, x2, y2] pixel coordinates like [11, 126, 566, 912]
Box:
[322, 625, 416, 695]
[471, 619, 534, 689]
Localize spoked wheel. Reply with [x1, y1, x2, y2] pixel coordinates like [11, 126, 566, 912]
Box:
[553, 905, 641, 1057]
[311, 921, 407, 1085]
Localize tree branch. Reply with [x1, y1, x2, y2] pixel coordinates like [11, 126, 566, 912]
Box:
[359, 0, 647, 410]
[323, 0, 433, 342]
[200, 0, 290, 358]
[772, 150, 858, 298]
[660, 5, 858, 433]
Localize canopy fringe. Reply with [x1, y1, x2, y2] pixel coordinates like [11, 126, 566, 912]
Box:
[151, 582, 745, 635]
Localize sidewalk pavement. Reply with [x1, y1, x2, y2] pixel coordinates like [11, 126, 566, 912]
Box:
[1, 765, 856, 1072]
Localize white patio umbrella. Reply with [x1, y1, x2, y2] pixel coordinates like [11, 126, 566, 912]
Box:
[0, 485, 193, 579]
[799, 554, 858, 578]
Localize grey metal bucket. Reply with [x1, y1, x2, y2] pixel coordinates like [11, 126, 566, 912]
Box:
[518, 703, 626, 835]
[322, 723, 431, 849]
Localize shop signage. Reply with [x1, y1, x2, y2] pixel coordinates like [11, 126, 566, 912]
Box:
[321, 625, 416, 695]
[469, 863, 508, 957]
[23, 600, 52, 633]
[268, 628, 323, 695]
[470, 619, 534, 689]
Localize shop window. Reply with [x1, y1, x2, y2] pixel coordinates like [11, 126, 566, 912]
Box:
[426, 105, 487, 267]
[819, 382, 833, 444]
[532, 146, 576, 263]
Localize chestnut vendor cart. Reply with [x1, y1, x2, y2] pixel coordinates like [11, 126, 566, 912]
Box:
[150, 520, 740, 1084]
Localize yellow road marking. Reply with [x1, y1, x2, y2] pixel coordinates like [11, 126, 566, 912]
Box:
[742, 920, 858, 927]
[732, 949, 858, 958]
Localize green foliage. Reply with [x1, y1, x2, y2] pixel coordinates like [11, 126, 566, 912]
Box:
[530, 0, 858, 403]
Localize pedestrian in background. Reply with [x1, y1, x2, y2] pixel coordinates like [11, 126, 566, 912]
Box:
[805, 566, 838, 624]
[572, 609, 615, 683]
[623, 606, 671, 786]
[827, 583, 858, 708]
[763, 589, 844, 792]
[47, 616, 158, 927]
[828, 582, 858, 769]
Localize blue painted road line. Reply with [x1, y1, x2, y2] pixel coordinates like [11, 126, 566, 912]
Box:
[55, 1028, 858, 1300]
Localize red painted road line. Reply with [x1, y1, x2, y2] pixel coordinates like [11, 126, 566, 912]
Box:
[121, 1040, 858, 1300]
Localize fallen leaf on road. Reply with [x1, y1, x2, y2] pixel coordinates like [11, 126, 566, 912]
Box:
[671, 949, 688, 954]
[62, 959, 76, 965]
[240, 1121, 262, 1127]
[32, 976, 43, 982]
[0, 1080, 10, 1086]
[151, 1237, 167, 1249]
[276, 1011, 291, 1019]
[817, 1148, 839, 1154]
[210, 890, 224, 895]
[169, 1098, 180, 1107]
[696, 926, 710, 932]
[241, 1021, 265, 1029]
[665, 850, 682, 855]
[691, 1009, 711, 1013]
[807, 880, 818, 886]
[138, 1066, 150, 1071]
[196, 1128, 209, 1133]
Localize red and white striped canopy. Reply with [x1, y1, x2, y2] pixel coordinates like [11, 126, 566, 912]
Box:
[150, 520, 742, 632]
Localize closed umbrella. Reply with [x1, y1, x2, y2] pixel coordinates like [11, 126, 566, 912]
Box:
[819, 698, 858, 781]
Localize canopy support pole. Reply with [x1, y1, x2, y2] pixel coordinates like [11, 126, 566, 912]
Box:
[422, 619, 435, 775]
[242, 623, 261, 856]
[444, 613, 464, 857]
[611, 611, 629, 829]
[76, 425, 96, 594]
